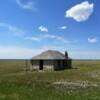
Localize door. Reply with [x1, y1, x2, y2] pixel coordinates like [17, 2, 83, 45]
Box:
[39, 60, 43, 70]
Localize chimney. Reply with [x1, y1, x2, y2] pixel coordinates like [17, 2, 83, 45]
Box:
[65, 51, 68, 59]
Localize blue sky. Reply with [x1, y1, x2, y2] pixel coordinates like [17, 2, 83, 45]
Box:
[0, 0, 100, 59]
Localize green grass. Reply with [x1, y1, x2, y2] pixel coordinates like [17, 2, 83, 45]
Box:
[0, 60, 100, 100]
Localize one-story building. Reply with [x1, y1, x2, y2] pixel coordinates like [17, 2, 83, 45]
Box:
[30, 50, 72, 71]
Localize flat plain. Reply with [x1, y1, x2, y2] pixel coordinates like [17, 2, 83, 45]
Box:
[0, 60, 100, 100]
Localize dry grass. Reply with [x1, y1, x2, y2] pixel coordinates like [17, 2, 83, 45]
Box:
[0, 60, 100, 100]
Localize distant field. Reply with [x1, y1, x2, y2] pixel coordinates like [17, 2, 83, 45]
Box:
[0, 60, 100, 100]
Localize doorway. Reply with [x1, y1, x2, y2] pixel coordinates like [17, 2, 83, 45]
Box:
[39, 60, 43, 70]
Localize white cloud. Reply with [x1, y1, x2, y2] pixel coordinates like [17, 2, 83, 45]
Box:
[46, 34, 68, 43]
[0, 46, 61, 59]
[38, 26, 48, 32]
[0, 46, 45, 59]
[0, 23, 25, 37]
[88, 37, 98, 43]
[25, 37, 41, 41]
[60, 26, 67, 30]
[0, 23, 68, 43]
[26, 33, 69, 43]
[65, 1, 94, 22]
[0, 46, 100, 59]
[41, 34, 57, 39]
[41, 34, 68, 43]
[69, 50, 100, 59]
[16, 0, 36, 10]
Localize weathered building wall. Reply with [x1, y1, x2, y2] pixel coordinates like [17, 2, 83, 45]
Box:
[67, 59, 72, 69]
[31, 60, 54, 71]
[54, 60, 68, 70]
[30, 60, 39, 70]
[43, 60, 54, 71]
[30, 59, 72, 71]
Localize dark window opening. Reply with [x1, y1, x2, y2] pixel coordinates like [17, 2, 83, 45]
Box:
[39, 60, 43, 70]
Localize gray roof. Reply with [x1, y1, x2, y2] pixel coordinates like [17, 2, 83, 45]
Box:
[32, 50, 66, 60]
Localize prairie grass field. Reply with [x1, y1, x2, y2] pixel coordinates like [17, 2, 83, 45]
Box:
[0, 60, 100, 100]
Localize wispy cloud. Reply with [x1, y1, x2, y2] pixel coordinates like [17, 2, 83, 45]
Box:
[0, 23, 69, 43]
[88, 37, 98, 43]
[0, 46, 100, 59]
[0, 46, 44, 59]
[0, 23, 25, 37]
[41, 34, 69, 43]
[70, 50, 100, 59]
[26, 33, 69, 43]
[25, 36, 41, 41]
[60, 26, 67, 30]
[65, 1, 94, 22]
[38, 26, 48, 32]
[16, 0, 37, 11]
[0, 46, 61, 59]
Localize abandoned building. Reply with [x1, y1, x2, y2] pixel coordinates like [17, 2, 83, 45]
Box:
[30, 50, 72, 71]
